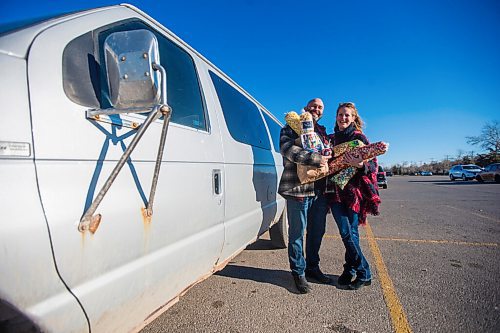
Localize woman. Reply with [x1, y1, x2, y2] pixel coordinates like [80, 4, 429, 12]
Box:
[326, 102, 384, 290]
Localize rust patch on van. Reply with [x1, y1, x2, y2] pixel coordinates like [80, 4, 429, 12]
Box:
[212, 256, 232, 273]
[135, 271, 214, 332]
[212, 237, 258, 274]
[81, 229, 86, 245]
[78, 214, 101, 234]
[88, 214, 102, 234]
[141, 207, 152, 225]
[134, 242, 255, 332]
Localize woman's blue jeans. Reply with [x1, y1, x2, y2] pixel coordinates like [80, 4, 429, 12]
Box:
[330, 203, 372, 281]
[286, 193, 328, 276]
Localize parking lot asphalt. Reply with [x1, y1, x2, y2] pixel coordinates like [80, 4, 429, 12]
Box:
[141, 176, 500, 333]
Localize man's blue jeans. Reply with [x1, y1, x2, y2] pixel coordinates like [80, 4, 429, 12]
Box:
[330, 202, 372, 281]
[287, 193, 328, 276]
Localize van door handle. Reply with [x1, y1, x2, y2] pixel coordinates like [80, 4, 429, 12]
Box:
[213, 169, 221, 195]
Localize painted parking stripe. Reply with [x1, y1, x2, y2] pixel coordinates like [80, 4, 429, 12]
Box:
[322, 233, 413, 332]
[372, 237, 498, 247]
[364, 223, 413, 333]
[324, 228, 498, 333]
[324, 206, 498, 333]
[324, 234, 498, 248]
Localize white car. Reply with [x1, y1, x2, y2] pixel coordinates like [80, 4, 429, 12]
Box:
[0, 4, 287, 332]
[448, 164, 483, 181]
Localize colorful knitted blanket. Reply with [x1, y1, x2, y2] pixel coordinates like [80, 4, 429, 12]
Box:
[333, 139, 364, 156]
[328, 140, 387, 189]
[328, 141, 387, 174]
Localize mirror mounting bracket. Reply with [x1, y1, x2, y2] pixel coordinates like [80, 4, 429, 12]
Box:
[79, 63, 172, 233]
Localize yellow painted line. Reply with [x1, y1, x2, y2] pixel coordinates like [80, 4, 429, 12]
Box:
[373, 236, 498, 247]
[323, 234, 498, 248]
[443, 205, 500, 223]
[365, 223, 413, 333]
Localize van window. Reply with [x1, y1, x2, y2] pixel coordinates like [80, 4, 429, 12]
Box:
[63, 19, 207, 131]
[209, 71, 271, 150]
[262, 111, 282, 153]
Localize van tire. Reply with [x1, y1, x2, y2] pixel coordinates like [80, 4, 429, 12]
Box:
[270, 207, 288, 249]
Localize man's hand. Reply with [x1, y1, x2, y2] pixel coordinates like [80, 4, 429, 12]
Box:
[320, 155, 330, 166]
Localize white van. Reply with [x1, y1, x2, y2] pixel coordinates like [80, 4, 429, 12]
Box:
[0, 4, 288, 332]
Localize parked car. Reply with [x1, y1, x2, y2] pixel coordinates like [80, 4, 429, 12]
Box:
[0, 5, 288, 332]
[385, 170, 393, 176]
[448, 164, 483, 181]
[377, 166, 388, 189]
[420, 171, 433, 176]
[476, 163, 500, 183]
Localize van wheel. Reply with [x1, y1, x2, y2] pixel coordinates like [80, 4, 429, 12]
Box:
[450, 174, 455, 181]
[383, 184, 388, 189]
[476, 176, 484, 183]
[462, 174, 467, 181]
[269, 207, 288, 249]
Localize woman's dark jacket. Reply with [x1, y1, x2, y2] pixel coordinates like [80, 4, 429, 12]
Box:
[326, 123, 381, 224]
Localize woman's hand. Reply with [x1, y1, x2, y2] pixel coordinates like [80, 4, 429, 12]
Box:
[343, 152, 364, 168]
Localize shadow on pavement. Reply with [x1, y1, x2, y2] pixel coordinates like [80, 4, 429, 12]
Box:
[216, 264, 340, 294]
[216, 265, 298, 293]
[245, 239, 276, 251]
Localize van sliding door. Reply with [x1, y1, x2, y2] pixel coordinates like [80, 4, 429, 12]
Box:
[208, 71, 280, 262]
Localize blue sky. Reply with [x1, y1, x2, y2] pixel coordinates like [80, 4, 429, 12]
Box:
[1, 0, 499, 167]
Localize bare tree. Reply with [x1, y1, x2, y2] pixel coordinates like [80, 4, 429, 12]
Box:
[466, 120, 499, 160]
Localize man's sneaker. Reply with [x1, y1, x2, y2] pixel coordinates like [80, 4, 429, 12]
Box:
[337, 272, 355, 286]
[348, 278, 371, 290]
[305, 268, 332, 284]
[292, 274, 311, 294]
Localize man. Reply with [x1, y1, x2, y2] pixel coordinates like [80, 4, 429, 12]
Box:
[278, 98, 331, 294]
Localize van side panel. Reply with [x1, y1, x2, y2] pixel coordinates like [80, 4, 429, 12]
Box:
[1, 5, 287, 332]
[0, 55, 88, 332]
[26, 9, 225, 332]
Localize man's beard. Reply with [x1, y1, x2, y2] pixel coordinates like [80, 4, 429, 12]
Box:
[305, 110, 321, 122]
[311, 113, 321, 122]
